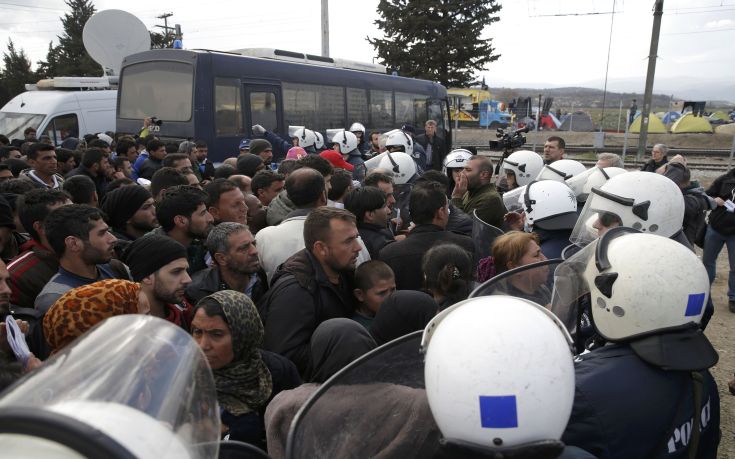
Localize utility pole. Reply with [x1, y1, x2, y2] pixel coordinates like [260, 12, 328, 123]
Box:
[321, 0, 330, 57]
[637, 0, 664, 161]
[155, 13, 175, 44]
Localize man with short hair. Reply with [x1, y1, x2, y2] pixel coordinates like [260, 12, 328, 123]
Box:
[364, 172, 397, 210]
[543, 136, 565, 164]
[112, 156, 132, 179]
[186, 222, 266, 304]
[122, 234, 193, 330]
[139, 139, 167, 180]
[194, 140, 214, 180]
[116, 138, 138, 164]
[256, 168, 327, 282]
[415, 119, 447, 171]
[150, 167, 189, 202]
[327, 168, 353, 208]
[101, 185, 158, 242]
[252, 170, 285, 207]
[20, 143, 64, 189]
[596, 152, 624, 168]
[267, 155, 334, 226]
[203, 179, 247, 225]
[451, 155, 506, 228]
[260, 207, 361, 377]
[35, 204, 118, 313]
[228, 174, 251, 195]
[55, 148, 77, 176]
[62, 175, 98, 207]
[23, 127, 37, 143]
[162, 153, 194, 173]
[154, 185, 214, 274]
[8, 189, 70, 309]
[381, 182, 474, 290]
[65, 148, 111, 201]
[344, 186, 393, 259]
[368, 131, 381, 156]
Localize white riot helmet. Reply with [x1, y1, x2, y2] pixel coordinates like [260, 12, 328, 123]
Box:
[503, 150, 544, 187]
[377, 152, 416, 185]
[349, 122, 366, 135]
[565, 166, 625, 200]
[293, 128, 317, 150]
[442, 149, 473, 175]
[570, 171, 685, 246]
[422, 296, 575, 453]
[535, 159, 587, 182]
[579, 167, 627, 201]
[522, 180, 578, 230]
[384, 130, 414, 156]
[314, 131, 325, 150]
[331, 130, 358, 154]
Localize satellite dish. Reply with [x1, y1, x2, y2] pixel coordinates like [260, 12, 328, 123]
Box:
[83, 10, 150, 77]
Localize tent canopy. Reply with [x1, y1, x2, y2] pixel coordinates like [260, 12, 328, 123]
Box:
[559, 111, 595, 132]
[670, 113, 713, 134]
[661, 111, 682, 125]
[629, 112, 667, 134]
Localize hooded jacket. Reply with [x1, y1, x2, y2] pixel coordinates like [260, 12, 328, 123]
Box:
[266, 190, 297, 226]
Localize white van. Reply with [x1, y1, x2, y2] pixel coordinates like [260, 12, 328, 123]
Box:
[0, 79, 117, 145]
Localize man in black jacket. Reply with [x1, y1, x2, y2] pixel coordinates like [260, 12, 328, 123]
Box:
[344, 186, 394, 259]
[414, 120, 447, 171]
[259, 207, 361, 377]
[379, 182, 474, 291]
[703, 167, 735, 312]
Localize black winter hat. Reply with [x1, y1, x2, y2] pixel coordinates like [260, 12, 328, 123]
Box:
[0, 194, 14, 229]
[101, 185, 152, 230]
[122, 234, 187, 281]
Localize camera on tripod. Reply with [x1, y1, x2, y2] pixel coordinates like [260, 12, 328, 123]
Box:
[488, 126, 529, 151]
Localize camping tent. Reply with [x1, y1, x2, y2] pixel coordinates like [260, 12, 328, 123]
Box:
[559, 111, 595, 132]
[708, 111, 731, 124]
[670, 113, 713, 134]
[629, 113, 667, 134]
[661, 111, 682, 125]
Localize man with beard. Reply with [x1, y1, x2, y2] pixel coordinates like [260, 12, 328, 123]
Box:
[101, 185, 158, 258]
[19, 143, 64, 189]
[153, 185, 214, 274]
[186, 222, 266, 304]
[122, 235, 193, 330]
[8, 189, 71, 309]
[34, 205, 118, 313]
[259, 207, 361, 377]
[450, 155, 506, 229]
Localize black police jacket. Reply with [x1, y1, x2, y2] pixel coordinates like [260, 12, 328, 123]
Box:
[562, 344, 720, 459]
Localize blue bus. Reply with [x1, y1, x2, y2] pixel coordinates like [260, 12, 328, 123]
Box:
[116, 48, 452, 162]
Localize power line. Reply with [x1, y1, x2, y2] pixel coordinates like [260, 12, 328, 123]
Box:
[0, 2, 63, 11]
[663, 26, 735, 34]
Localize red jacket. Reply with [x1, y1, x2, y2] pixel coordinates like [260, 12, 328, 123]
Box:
[7, 240, 59, 309]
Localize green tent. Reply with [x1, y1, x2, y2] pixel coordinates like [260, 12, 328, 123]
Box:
[709, 111, 731, 122]
[670, 113, 713, 134]
[629, 113, 667, 134]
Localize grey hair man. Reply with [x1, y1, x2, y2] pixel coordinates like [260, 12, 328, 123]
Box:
[596, 153, 624, 168]
[185, 222, 265, 304]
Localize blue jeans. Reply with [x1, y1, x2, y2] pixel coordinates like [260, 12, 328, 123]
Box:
[702, 225, 735, 301]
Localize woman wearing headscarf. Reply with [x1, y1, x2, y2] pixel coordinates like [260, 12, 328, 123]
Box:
[369, 291, 439, 346]
[43, 279, 149, 354]
[190, 290, 273, 447]
[265, 318, 377, 458]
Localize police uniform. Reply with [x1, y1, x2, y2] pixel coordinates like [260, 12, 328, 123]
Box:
[562, 344, 720, 459]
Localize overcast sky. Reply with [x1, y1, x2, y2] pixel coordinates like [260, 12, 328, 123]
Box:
[1, 0, 734, 96]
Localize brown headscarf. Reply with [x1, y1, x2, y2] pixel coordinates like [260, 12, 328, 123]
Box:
[43, 279, 141, 354]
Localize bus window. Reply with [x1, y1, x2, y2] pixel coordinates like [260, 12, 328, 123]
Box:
[215, 78, 242, 136]
[395, 92, 416, 126]
[249, 92, 278, 133]
[347, 88, 368, 126]
[414, 98, 428, 127]
[370, 90, 393, 129]
[429, 99, 448, 136]
[43, 113, 78, 146]
[283, 83, 345, 131]
[119, 61, 193, 121]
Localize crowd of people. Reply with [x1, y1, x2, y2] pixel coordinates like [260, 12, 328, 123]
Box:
[0, 119, 729, 458]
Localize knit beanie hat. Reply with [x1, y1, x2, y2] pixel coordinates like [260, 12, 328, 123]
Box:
[0, 194, 15, 229]
[249, 139, 272, 157]
[122, 235, 187, 281]
[101, 185, 152, 230]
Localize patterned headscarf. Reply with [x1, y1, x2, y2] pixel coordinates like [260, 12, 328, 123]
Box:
[43, 279, 141, 354]
[202, 290, 272, 416]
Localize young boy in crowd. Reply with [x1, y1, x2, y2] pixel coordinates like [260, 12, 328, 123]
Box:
[351, 261, 396, 329]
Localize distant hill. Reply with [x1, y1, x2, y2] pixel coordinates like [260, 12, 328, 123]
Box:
[489, 86, 733, 111]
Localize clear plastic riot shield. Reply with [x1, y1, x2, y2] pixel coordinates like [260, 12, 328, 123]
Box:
[0, 315, 220, 459]
[285, 332, 441, 459]
[469, 259, 563, 310]
[472, 209, 505, 259]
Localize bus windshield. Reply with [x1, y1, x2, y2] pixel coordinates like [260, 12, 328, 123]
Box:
[119, 61, 194, 122]
[0, 112, 44, 140]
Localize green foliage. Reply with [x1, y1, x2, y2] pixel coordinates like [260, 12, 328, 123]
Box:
[37, 0, 101, 77]
[150, 31, 175, 50]
[368, 0, 502, 87]
[0, 39, 37, 106]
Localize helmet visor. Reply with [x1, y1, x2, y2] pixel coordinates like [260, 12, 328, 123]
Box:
[569, 186, 631, 247]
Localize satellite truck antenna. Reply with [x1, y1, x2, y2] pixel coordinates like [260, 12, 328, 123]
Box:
[83, 10, 151, 78]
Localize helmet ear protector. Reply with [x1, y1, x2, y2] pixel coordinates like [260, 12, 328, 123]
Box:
[593, 226, 641, 298]
[386, 152, 401, 174]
